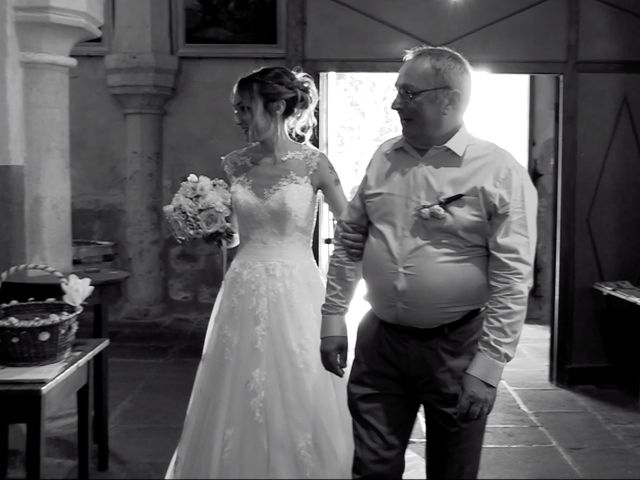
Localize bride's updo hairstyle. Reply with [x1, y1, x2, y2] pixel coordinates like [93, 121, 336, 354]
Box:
[234, 66, 319, 143]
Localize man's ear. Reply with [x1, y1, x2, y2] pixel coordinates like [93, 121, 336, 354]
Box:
[268, 99, 286, 116]
[442, 89, 462, 116]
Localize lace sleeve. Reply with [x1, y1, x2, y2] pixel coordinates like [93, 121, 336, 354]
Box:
[304, 149, 322, 176]
[222, 153, 234, 180]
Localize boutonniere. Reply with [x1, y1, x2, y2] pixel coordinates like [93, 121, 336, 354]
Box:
[416, 193, 465, 220]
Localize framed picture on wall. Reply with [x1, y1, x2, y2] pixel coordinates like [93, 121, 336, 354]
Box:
[172, 0, 286, 57]
[71, 0, 113, 56]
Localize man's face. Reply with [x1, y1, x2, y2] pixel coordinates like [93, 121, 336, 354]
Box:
[391, 59, 450, 147]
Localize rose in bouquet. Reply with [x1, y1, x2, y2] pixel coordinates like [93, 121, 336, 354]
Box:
[163, 174, 235, 245]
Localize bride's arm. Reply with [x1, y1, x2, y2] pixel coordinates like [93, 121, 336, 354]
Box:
[313, 154, 368, 258]
[225, 210, 240, 249]
[313, 153, 347, 219]
[216, 155, 240, 249]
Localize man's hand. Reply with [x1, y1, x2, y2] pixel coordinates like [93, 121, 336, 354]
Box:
[337, 221, 367, 261]
[456, 373, 497, 422]
[320, 336, 348, 377]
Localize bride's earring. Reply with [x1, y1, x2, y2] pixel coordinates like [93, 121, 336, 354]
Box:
[268, 100, 286, 118]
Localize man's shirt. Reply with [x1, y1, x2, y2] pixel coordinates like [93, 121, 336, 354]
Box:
[321, 126, 538, 387]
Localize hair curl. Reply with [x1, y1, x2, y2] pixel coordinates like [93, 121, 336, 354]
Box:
[234, 66, 319, 143]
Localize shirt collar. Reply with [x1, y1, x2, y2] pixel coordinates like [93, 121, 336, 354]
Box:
[389, 125, 473, 158]
[443, 125, 473, 157]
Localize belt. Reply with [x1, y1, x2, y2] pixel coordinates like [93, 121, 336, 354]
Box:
[381, 307, 485, 339]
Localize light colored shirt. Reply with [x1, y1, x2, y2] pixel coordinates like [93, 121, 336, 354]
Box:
[321, 126, 538, 387]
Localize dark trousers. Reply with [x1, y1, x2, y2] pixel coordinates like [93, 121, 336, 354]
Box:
[348, 310, 487, 479]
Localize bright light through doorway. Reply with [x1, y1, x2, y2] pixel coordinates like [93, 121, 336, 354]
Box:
[319, 70, 531, 345]
[465, 71, 530, 167]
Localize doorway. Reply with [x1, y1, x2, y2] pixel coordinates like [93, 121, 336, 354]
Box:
[317, 70, 559, 362]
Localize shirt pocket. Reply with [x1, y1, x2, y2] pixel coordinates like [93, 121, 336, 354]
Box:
[415, 194, 489, 245]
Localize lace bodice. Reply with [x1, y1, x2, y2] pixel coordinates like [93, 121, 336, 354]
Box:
[223, 144, 322, 251]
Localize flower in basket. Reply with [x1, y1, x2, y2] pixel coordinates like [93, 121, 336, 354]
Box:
[163, 174, 235, 245]
[61, 274, 95, 307]
[416, 193, 465, 220]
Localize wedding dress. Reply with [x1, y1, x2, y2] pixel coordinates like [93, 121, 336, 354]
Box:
[166, 145, 353, 479]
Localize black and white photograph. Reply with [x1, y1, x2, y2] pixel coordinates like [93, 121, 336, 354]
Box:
[1, 0, 640, 478]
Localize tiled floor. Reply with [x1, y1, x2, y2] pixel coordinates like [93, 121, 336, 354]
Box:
[404, 324, 640, 479]
[6, 318, 640, 479]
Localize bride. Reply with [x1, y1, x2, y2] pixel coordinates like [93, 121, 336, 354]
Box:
[165, 66, 353, 479]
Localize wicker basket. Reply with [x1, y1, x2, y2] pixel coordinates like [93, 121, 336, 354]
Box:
[0, 264, 82, 367]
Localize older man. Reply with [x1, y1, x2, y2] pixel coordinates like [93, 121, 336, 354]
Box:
[321, 45, 538, 479]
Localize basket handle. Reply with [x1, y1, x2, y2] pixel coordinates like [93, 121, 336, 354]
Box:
[0, 263, 65, 290]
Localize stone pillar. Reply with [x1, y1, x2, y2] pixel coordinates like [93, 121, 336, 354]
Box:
[13, 0, 103, 272]
[105, 53, 178, 316]
[0, 0, 26, 271]
[2, 0, 102, 466]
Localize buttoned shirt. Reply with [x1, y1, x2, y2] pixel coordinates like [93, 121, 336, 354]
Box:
[321, 126, 538, 387]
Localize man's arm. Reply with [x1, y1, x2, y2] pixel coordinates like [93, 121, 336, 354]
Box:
[336, 221, 368, 261]
[466, 164, 538, 386]
[457, 163, 537, 421]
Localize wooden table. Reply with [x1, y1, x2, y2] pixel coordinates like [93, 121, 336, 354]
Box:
[0, 269, 128, 471]
[0, 339, 109, 479]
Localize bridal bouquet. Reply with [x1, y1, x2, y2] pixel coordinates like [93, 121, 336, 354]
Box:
[163, 174, 235, 245]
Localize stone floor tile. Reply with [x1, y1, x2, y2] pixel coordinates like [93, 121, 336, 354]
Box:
[479, 446, 579, 479]
[488, 389, 537, 426]
[169, 342, 205, 359]
[518, 324, 551, 341]
[402, 447, 425, 478]
[41, 458, 76, 479]
[484, 425, 552, 447]
[146, 358, 199, 379]
[517, 343, 551, 364]
[109, 358, 162, 381]
[514, 388, 587, 412]
[108, 359, 161, 409]
[573, 386, 640, 425]
[112, 385, 194, 427]
[535, 411, 625, 449]
[574, 385, 639, 409]
[567, 446, 640, 478]
[502, 369, 554, 389]
[407, 441, 425, 458]
[502, 353, 546, 371]
[611, 425, 640, 447]
[11, 320, 640, 479]
[109, 425, 181, 465]
[107, 326, 190, 344]
[90, 461, 169, 479]
[108, 343, 173, 359]
[409, 414, 425, 440]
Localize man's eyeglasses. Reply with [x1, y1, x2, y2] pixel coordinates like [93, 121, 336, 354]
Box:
[395, 86, 451, 101]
